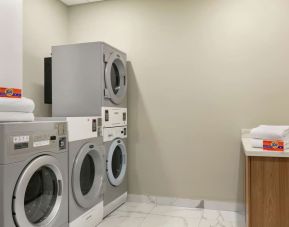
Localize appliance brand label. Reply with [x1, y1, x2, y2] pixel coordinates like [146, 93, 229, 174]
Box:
[13, 136, 29, 144]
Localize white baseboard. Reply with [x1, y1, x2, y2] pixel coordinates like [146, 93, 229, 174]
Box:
[127, 194, 244, 213]
[104, 192, 128, 217]
[69, 201, 103, 227]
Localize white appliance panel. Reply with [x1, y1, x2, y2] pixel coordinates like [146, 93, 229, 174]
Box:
[103, 126, 127, 142]
[67, 117, 101, 142]
[102, 107, 127, 128]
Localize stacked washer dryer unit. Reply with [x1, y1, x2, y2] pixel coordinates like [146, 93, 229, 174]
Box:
[66, 117, 105, 227]
[52, 42, 128, 218]
[52, 42, 127, 118]
[0, 120, 69, 227]
[102, 108, 128, 216]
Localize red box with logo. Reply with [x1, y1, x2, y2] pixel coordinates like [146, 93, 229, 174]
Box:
[263, 140, 285, 152]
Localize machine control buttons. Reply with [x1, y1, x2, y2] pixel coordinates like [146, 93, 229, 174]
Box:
[105, 110, 109, 122]
[121, 128, 127, 136]
[50, 136, 57, 141]
[59, 137, 66, 150]
[92, 119, 97, 132]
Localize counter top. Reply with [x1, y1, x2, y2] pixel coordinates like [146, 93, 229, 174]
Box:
[242, 129, 289, 158]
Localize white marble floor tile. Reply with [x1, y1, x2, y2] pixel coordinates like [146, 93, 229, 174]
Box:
[118, 202, 156, 213]
[220, 210, 245, 223]
[141, 214, 191, 227]
[201, 209, 245, 227]
[202, 209, 221, 220]
[232, 221, 246, 227]
[198, 218, 234, 227]
[199, 210, 245, 227]
[98, 211, 146, 227]
[150, 205, 203, 219]
[97, 202, 246, 227]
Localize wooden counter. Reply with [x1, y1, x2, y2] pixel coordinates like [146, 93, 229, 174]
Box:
[242, 131, 289, 227]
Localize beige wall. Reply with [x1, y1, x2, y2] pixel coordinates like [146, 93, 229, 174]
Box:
[23, 0, 68, 116]
[23, 0, 289, 203]
[67, 0, 289, 203]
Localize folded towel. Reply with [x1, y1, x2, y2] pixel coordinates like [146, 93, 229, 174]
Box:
[250, 125, 289, 140]
[0, 97, 35, 113]
[251, 138, 289, 149]
[0, 112, 34, 122]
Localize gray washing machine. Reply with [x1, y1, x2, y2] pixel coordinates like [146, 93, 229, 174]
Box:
[66, 117, 104, 227]
[103, 126, 128, 217]
[52, 42, 127, 117]
[0, 121, 68, 227]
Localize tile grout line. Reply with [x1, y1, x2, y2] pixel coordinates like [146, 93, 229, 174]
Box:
[139, 203, 157, 227]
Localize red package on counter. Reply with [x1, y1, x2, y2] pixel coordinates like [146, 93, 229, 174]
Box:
[263, 140, 284, 152]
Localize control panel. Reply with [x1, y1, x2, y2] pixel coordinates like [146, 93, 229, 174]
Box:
[103, 126, 127, 142]
[102, 107, 127, 128]
[67, 116, 102, 142]
[11, 122, 67, 152]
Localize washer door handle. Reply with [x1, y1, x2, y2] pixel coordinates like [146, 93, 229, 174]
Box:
[57, 180, 62, 196]
[123, 154, 127, 165]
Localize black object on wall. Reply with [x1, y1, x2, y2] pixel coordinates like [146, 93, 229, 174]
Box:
[44, 57, 52, 104]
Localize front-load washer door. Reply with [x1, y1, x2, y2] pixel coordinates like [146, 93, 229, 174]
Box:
[107, 139, 127, 187]
[72, 143, 104, 209]
[13, 155, 63, 227]
[104, 52, 127, 105]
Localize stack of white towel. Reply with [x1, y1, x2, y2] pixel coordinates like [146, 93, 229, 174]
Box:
[250, 125, 289, 149]
[0, 97, 35, 122]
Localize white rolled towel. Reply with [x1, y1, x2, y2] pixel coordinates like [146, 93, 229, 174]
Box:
[0, 112, 34, 122]
[251, 138, 289, 149]
[250, 125, 289, 140]
[0, 97, 35, 113]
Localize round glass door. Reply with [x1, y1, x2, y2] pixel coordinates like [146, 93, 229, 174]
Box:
[105, 53, 127, 105]
[24, 167, 58, 224]
[13, 156, 63, 227]
[80, 155, 95, 196]
[112, 146, 123, 179]
[111, 62, 121, 95]
[107, 139, 127, 187]
[72, 143, 104, 209]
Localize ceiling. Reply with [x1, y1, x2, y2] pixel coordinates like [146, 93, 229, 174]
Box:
[60, 0, 104, 6]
